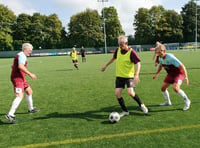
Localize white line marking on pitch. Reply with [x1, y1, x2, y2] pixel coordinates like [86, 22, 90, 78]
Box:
[11, 124, 200, 148]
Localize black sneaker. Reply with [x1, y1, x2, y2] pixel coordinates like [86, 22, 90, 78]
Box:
[5, 114, 16, 124]
[28, 108, 40, 114]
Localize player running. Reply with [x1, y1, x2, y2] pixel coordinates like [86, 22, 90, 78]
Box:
[101, 35, 148, 117]
[153, 43, 191, 111]
[5, 43, 40, 124]
[70, 47, 79, 70]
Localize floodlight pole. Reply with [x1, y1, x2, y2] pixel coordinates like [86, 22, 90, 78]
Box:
[195, 0, 198, 50]
[98, 0, 108, 54]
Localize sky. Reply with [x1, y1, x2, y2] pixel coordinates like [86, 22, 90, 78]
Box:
[0, 0, 192, 36]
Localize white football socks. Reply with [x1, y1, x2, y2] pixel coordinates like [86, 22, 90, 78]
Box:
[162, 90, 171, 103]
[26, 94, 34, 111]
[177, 89, 190, 102]
[8, 97, 22, 117]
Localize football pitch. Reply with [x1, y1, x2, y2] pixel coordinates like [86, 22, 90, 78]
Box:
[0, 50, 200, 148]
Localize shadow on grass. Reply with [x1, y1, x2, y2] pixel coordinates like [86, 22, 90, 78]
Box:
[55, 69, 73, 71]
[0, 120, 14, 125]
[0, 115, 18, 125]
[147, 101, 200, 112]
[147, 103, 183, 112]
[32, 105, 149, 123]
[2, 101, 199, 125]
[35, 100, 199, 123]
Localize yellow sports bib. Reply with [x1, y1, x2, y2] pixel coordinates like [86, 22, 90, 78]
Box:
[71, 51, 78, 60]
[116, 48, 134, 78]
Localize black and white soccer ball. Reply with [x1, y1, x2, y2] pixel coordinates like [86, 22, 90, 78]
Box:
[109, 112, 120, 123]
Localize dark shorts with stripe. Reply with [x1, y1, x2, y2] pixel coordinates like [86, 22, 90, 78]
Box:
[72, 59, 78, 63]
[115, 77, 135, 88]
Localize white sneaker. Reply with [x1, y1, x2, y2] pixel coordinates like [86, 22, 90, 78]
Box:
[160, 101, 172, 106]
[5, 114, 16, 124]
[119, 111, 129, 117]
[141, 104, 148, 114]
[183, 100, 191, 111]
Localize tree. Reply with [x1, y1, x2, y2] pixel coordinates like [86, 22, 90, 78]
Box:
[12, 13, 31, 50]
[68, 8, 104, 48]
[59, 27, 68, 48]
[12, 13, 31, 41]
[0, 4, 16, 51]
[149, 6, 165, 43]
[44, 14, 62, 49]
[181, 0, 200, 42]
[134, 5, 183, 44]
[28, 13, 45, 49]
[160, 10, 183, 43]
[134, 8, 151, 44]
[102, 6, 124, 46]
[13, 13, 63, 49]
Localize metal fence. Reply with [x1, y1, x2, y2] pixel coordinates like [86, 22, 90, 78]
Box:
[0, 42, 199, 58]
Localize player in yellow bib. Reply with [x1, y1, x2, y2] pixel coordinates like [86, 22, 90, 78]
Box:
[70, 47, 79, 70]
[101, 35, 148, 117]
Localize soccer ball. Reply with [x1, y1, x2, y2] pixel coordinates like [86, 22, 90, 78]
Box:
[109, 112, 120, 123]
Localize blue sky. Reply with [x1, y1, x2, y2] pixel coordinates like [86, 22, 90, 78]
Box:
[0, 0, 192, 35]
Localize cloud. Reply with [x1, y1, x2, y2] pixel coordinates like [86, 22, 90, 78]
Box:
[1, 0, 36, 15]
[51, 0, 160, 35]
[107, 0, 162, 35]
[52, 0, 99, 13]
[2, 0, 183, 35]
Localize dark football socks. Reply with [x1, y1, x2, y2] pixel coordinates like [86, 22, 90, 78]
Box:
[133, 94, 142, 106]
[118, 97, 128, 112]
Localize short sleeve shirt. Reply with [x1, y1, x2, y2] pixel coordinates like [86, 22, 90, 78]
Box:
[159, 53, 183, 75]
[11, 52, 27, 80]
[113, 47, 140, 64]
[18, 51, 27, 65]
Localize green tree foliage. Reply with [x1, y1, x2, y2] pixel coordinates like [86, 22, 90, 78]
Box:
[59, 27, 68, 48]
[28, 13, 46, 49]
[12, 13, 31, 50]
[1, 1, 199, 50]
[181, 0, 200, 42]
[68, 8, 104, 48]
[12, 12, 63, 50]
[160, 10, 183, 43]
[134, 6, 183, 44]
[134, 8, 151, 44]
[149, 6, 165, 42]
[102, 6, 124, 46]
[0, 4, 16, 51]
[32, 13, 62, 49]
[43, 14, 62, 49]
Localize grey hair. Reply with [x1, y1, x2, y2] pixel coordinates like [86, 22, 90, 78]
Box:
[22, 43, 33, 51]
[118, 35, 128, 44]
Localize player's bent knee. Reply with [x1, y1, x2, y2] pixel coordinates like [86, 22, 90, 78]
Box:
[16, 93, 24, 99]
[161, 87, 166, 92]
[173, 87, 179, 93]
[26, 88, 33, 95]
[128, 92, 135, 97]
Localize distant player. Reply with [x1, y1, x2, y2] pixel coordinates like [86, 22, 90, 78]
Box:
[80, 46, 86, 62]
[5, 43, 40, 123]
[101, 35, 148, 117]
[70, 47, 79, 70]
[152, 41, 161, 70]
[153, 44, 191, 111]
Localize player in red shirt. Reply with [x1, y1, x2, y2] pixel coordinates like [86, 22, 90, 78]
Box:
[152, 41, 161, 70]
[153, 44, 191, 111]
[5, 43, 39, 123]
